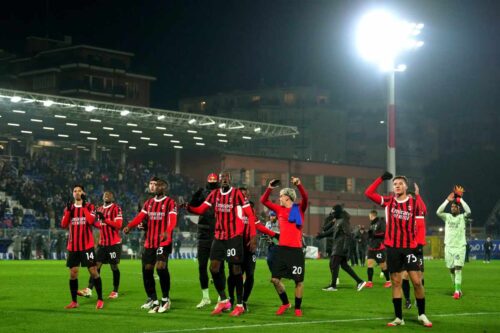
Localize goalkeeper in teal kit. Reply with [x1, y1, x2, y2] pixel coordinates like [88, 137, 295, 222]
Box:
[436, 188, 471, 300]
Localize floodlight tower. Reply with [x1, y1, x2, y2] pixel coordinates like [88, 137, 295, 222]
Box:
[356, 10, 423, 189]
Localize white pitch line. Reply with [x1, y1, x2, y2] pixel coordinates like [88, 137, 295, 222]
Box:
[142, 311, 500, 333]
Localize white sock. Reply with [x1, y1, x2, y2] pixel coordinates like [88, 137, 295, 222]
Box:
[202, 288, 209, 299]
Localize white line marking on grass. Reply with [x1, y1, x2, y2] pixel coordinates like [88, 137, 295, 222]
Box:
[142, 312, 500, 333]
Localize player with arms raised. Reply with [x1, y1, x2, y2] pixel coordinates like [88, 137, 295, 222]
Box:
[365, 172, 432, 327]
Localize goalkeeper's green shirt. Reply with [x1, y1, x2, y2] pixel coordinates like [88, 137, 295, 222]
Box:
[436, 199, 471, 248]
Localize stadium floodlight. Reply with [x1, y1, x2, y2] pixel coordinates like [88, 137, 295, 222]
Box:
[21, 130, 32, 134]
[90, 118, 101, 123]
[120, 110, 130, 116]
[12, 109, 25, 114]
[109, 134, 119, 137]
[217, 133, 227, 137]
[199, 120, 215, 126]
[132, 130, 142, 134]
[129, 146, 136, 150]
[193, 137, 203, 140]
[157, 115, 165, 120]
[156, 126, 167, 130]
[140, 137, 150, 141]
[173, 145, 183, 149]
[103, 127, 114, 131]
[254, 127, 261, 133]
[195, 142, 205, 146]
[218, 123, 226, 128]
[187, 130, 197, 134]
[66, 123, 78, 127]
[54, 115, 66, 119]
[7, 123, 20, 126]
[356, 10, 423, 71]
[30, 118, 43, 122]
[188, 119, 197, 125]
[10, 96, 21, 103]
[43, 127, 55, 131]
[242, 136, 252, 140]
[43, 100, 54, 107]
[163, 133, 173, 137]
[148, 143, 158, 147]
[84, 106, 96, 112]
[87, 137, 98, 141]
[356, 9, 423, 185]
[218, 139, 228, 143]
[170, 140, 180, 143]
[58, 134, 69, 138]
[80, 130, 91, 134]
[126, 123, 138, 127]
[118, 140, 128, 143]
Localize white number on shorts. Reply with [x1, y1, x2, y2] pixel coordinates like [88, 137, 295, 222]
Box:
[227, 248, 236, 257]
[86, 252, 94, 260]
[292, 266, 303, 275]
[252, 255, 257, 262]
[156, 247, 164, 255]
[406, 254, 417, 263]
[109, 252, 117, 259]
[376, 253, 382, 259]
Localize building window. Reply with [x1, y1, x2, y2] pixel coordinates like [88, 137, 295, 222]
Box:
[324, 176, 347, 192]
[317, 95, 328, 105]
[32, 74, 55, 90]
[284, 92, 296, 105]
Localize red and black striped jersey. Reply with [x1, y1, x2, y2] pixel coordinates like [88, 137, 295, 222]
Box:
[382, 195, 423, 248]
[365, 177, 424, 249]
[128, 196, 177, 248]
[237, 202, 257, 245]
[203, 187, 249, 240]
[61, 203, 96, 251]
[96, 203, 123, 246]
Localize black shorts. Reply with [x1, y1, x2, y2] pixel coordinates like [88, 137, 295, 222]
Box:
[367, 249, 386, 264]
[272, 246, 305, 282]
[210, 236, 243, 264]
[242, 248, 256, 275]
[386, 247, 421, 273]
[96, 244, 121, 265]
[142, 244, 171, 266]
[66, 249, 96, 268]
[198, 239, 212, 265]
[417, 252, 424, 272]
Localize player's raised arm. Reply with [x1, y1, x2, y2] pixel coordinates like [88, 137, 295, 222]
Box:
[365, 172, 392, 205]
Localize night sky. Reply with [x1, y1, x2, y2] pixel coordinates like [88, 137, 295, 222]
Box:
[1, 0, 499, 111]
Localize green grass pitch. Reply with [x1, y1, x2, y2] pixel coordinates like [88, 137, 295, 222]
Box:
[0, 259, 498, 332]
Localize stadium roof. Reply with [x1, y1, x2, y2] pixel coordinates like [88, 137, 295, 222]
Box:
[0, 88, 299, 151]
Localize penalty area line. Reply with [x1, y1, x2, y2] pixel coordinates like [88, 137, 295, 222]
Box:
[142, 311, 500, 333]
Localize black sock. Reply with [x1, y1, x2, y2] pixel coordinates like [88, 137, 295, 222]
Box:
[211, 270, 227, 300]
[416, 298, 425, 316]
[295, 297, 302, 310]
[142, 266, 148, 296]
[278, 291, 289, 305]
[70, 279, 78, 302]
[156, 268, 170, 299]
[421, 278, 425, 287]
[88, 267, 100, 289]
[243, 274, 254, 303]
[227, 273, 235, 304]
[402, 279, 410, 300]
[234, 274, 243, 304]
[367, 267, 374, 281]
[144, 269, 157, 300]
[393, 298, 403, 319]
[112, 269, 120, 292]
[383, 269, 390, 281]
[94, 277, 103, 300]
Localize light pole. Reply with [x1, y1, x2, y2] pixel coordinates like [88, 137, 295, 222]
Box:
[356, 10, 423, 190]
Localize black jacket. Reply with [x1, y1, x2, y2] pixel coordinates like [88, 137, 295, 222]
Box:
[368, 217, 386, 250]
[318, 212, 352, 256]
